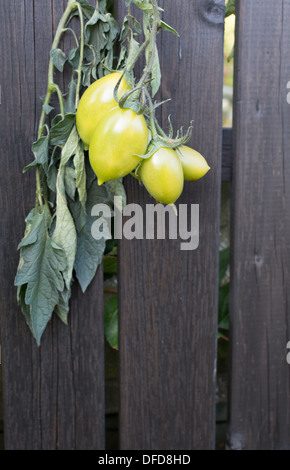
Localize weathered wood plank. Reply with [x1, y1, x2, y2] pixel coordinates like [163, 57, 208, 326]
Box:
[116, 0, 225, 450]
[228, 0, 290, 450]
[0, 0, 105, 449]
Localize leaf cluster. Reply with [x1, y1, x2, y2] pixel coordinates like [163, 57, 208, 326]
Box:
[15, 0, 186, 345]
[15, 0, 125, 345]
[116, 0, 178, 111]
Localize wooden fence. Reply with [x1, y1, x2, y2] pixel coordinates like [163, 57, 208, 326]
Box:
[0, 0, 290, 450]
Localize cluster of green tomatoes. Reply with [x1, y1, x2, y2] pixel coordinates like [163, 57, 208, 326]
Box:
[76, 72, 210, 205]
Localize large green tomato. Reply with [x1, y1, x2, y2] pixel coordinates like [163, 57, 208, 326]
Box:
[89, 107, 148, 185]
[176, 145, 210, 181]
[139, 147, 184, 205]
[76, 72, 130, 148]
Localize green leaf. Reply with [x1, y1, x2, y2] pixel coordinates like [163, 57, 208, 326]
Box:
[103, 256, 117, 275]
[24, 134, 50, 174]
[68, 158, 95, 232]
[68, 47, 80, 69]
[17, 208, 43, 248]
[132, 16, 142, 34]
[64, 166, 76, 200]
[52, 166, 77, 290]
[218, 283, 230, 331]
[150, 44, 161, 97]
[119, 16, 130, 43]
[33, 135, 50, 166]
[77, 0, 95, 18]
[133, 0, 163, 13]
[85, 154, 99, 189]
[61, 125, 79, 165]
[54, 287, 71, 324]
[64, 77, 77, 114]
[74, 144, 87, 210]
[85, 10, 102, 44]
[104, 238, 117, 255]
[80, 6, 119, 85]
[17, 284, 32, 330]
[50, 48, 67, 72]
[15, 208, 66, 345]
[46, 146, 60, 193]
[104, 296, 118, 349]
[219, 247, 230, 285]
[23, 160, 38, 173]
[74, 180, 109, 292]
[105, 179, 126, 212]
[85, 10, 118, 51]
[50, 113, 76, 146]
[126, 37, 141, 72]
[160, 20, 179, 37]
[68, 198, 87, 234]
[97, 0, 108, 14]
[42, 103, 55, 115]
[225, 0, 235, 17]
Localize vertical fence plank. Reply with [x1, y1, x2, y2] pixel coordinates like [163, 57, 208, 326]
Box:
[116, 0, 225, 450]
[0, 0, 105, 449]
[228, 0, 290, 450]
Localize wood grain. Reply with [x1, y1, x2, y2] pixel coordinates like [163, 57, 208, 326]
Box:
[116, 0, 225, 450]
[0, 0, 105, 449]
[228, 0, 290, 450]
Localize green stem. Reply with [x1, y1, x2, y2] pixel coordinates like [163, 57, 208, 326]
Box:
[74, 2, 85, 109]
[144, 88, 158, 140]
[62, 27, 79, 47]
[36, 166, 43, 210]
[118, 0, 160, 113]
[135, 0, 159, 91]
[36, 0, 80, 211]
[52, 83, 65, 118]
[38, 0, 77, 139]
[126, 37, 150, 73]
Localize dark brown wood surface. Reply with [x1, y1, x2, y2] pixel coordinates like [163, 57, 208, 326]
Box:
[116, 0, 225, 450]
[228, 0, 290, 449]
[0, 0, 105, 449]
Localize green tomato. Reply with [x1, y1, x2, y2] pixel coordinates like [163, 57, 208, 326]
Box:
[139, 147, 184, 205]
[76, 72, 130, 149]
[176, 145, 210, 181]
[89, 107, 148, 185]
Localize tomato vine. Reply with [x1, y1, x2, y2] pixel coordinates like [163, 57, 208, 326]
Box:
[15, 0, 209, 345]
[16, 0, 122, 344]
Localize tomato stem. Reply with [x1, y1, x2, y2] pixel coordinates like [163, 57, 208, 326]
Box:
[36, 166, 43, 211]
[74, 1, 85, 109]
[35, 0, 81, 211]
[62, 27, 79, 48]
[38, 0, 77, 139]
[135, 0, 160, 92]
[52, 83, 65, 118]
[144, 88, 158, 140]
[118, 0, 160, 114]
[125, 38, 150, 74]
